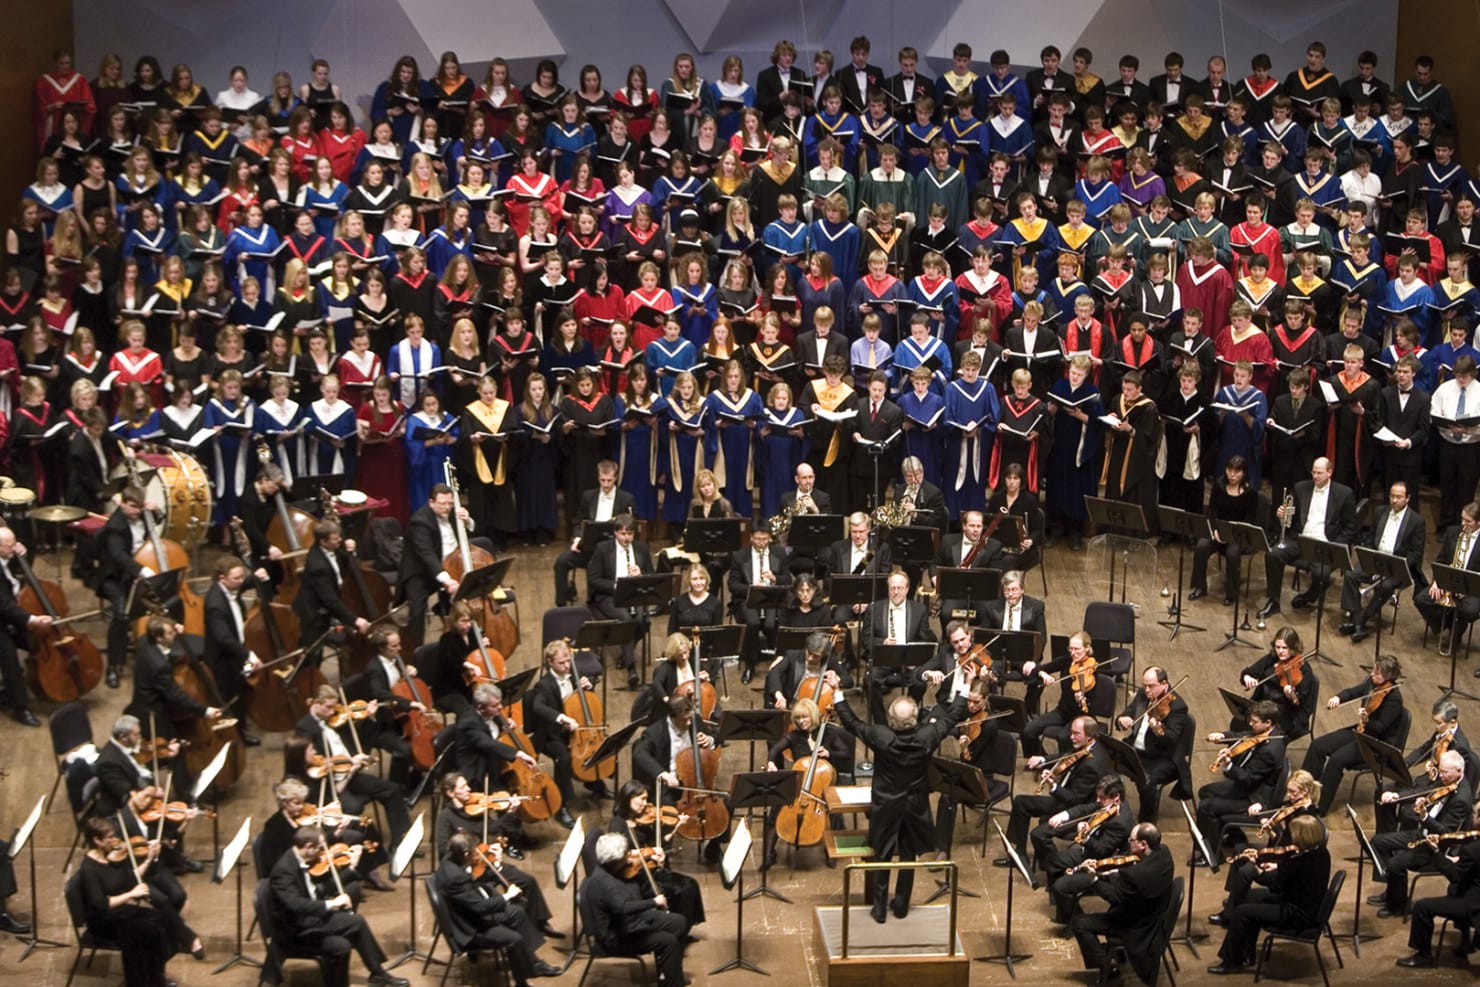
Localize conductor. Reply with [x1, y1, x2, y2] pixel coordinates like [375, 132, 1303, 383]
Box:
[824, 663, 977, 922]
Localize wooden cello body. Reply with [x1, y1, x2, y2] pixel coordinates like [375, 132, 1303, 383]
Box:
[566, 685, 614, 784]
[18, 553, 104, 701]
[500, 716, 562, 822]
[674, 715, 730, 841]
[441, 463, 519, 657]
[774, 721, 835, 848]
[169, 645, 245, 792]
[391, 655, 440, 772]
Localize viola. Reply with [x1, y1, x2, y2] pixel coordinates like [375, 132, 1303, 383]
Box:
[460, 791, 530, 816]
[1428, 729, 1457, 780]
[1212, 731, 1273, 772]
[294, 801, 369, 828]
[1257, 796, 1312, 839]
[1069, 656, 1097, 711]
[1148, 691, 1177, 735]
[620, 846, 663, 880]
[1227, 843, 1302, 865]
[106, 835, 163, 864]
[1068, 852, 1139, 874]
[956, 641, 997, 683]
[308, 840, 378, 877]
[328, 700, 375, 727]
[16, 549, 104, 701]
[1073, 803, 1120, 844]
[1037, 743, 1093, 793]
[467, 835, 510, 882]
[131, 736, 188, 764]
[959, 709, 988, 755]
[1355, 682, 1397, 734]
[139, 799, 216, 823]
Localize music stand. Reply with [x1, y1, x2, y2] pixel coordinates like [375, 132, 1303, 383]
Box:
[211, 816, 261, 973]
[577, 519, 615, 552]
[386, 813, 430, 969]
[979, 821, 1035, 977]
[773, 626, 816, 656]
[885, 525, 937, 564]
[937, 567, 1002, 624]
[1156, 506, 1209, 639]
[1098, 735, 1149, 792]
[871, 643, 936, 719]
[689, 624, 745, 701]
[126, 568, 189, 624]
[711, 802, 768, 976]
[1353, 546, 1412, 664]
[292, 472, 345, 512]
[986, 695, 1028, 734]
[743, 585, 790, 672]
[452, 557, 514, 603]
[716, 709, 788, 773]
[682, 518, 744, 607]
[924, 757, 986, 902]
[573, 619, 639, 708]
[552, 818, 588, 973]
[974, 629, 1041, 679]
[1213, 521, 1270, 651]
[1085, 497, 1151, 603]
[788, 514, 845, 554]
[582, 719, 644, 795]
[726, 769, 798, 907]
[1431, 563, 1480, 701]
[13, 795, 62, 960]
[1218, 687, 1255, 728]
[857, 429, 902, 511]
[1336, 803, 1386, 956]
[614, 572, 679, 669]
[1173, 799, 1216, 957]
[1294, 535, 1351, 667]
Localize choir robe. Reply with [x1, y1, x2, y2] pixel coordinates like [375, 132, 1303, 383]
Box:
[761, 220, 809, 285]
[848, 274, 908, 343]
[905, 275, 959, 342]
[386, 337, 442, 410]
[1074, 177, 1122, 225]
[1061, 317, 1117, 387]
[1089, 270, 1136, 336]
[1157, 388, 1210, 513]
[110, 409, 162, 445]
[307, 396, 357, 476]
[897, 388, 946, 488]
[1328, 258, 1387, 339]
[671, 281, 718, 349]
[108, 348, 165, 408]
[802, 378, 856, 511]
[1213, 382, 1269, 487]
[405, 410, 458, 509]
[749, 160, 802, 231]
[335, 349, 381, 411]
[809, 220, 862, 291]
[1323, 370, 1382, 497]
[1045, 378, 1103, 521]
[662, 401, 707, 524]
[894, 334, 953, 394]
[916, 167, 970, 231]
[747, 341, 798, 398]
[1106, 334, 1167, 404]
[703, 388, 763, 518]
[998, 216, 1062, 282]
[645, 338, 698, 399]
[1214, 325, 1276, 394]
[1175, 257, 1233, 340]
[955, 268, 1013, 342]
[1269, 321, 1325, 400]
[460, 397, 516, 532]
[295, 182, 349, 240]
[612, 394, 663, 522]
[602, 185, 652, 240]
[1230, 222, 1285, 283]
[203, 395, 255, 524]
[1323, 331, 1379, 379]
[121, 227, 173, 285]
[991, 393, 1049, 493]
[1284, 274, 1336, 333]
[1378, 277, 1435, 344]
[1234, 276, 1283, 331]
[488, 331, 538, 405]
[943, 376, 1000, 517]
[1045, 277, 1091, 325]
[1132, 278, 1183, 336]
[503, 172, 562, 237]
[802, 108, 861, 172]
[1101, 391, 1163, 532]
[9, 402, 61, 504]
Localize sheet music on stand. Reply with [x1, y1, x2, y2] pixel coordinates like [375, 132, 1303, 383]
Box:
[556, 817, 587, 889]
[9, 795, 45, 858]
[720, 821, 752, 891]
[390, 813, 425, 881]
[214, 816, 252, 883]
[192, 740, 234, 801]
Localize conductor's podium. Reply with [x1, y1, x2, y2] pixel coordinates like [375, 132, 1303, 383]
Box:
[812, 860, 970, 987]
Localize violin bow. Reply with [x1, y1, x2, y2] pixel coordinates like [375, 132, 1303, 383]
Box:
[116, 811, 144, 881]
[623, 818, 664, 898]
[149, 712, 161, 783]
[1126, 674, 1191, 731]
[316, 832, 347, 898]
[336, 686, 366, 756]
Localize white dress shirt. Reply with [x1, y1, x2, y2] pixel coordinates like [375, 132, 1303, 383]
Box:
[1377, 509, 1406, 555]
[1301, 484, 1330, 539]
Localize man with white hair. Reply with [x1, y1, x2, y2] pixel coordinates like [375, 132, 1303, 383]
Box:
[583, 832, 689, 986]
[1369, 749, 1474, 918]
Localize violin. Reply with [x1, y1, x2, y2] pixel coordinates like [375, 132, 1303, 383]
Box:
[17, 547, 104, 702]
[305, 752, 359, 779]
[105, 834, 162, 864]
[1045, 654, 1098, 712]
[1212, 731, 1273, 772]
[308, 841, 378, 877]
[1413, 781, 1460, 816]
[1227, 844, 1302, 865]
[634, 804, 684, 828]
[1428, 729, 1457, 780]
[461, 791, 531, 816]
[467, 835, 511, 882]
[1073, 803, 1120, 844]
[139, 799, 216, 823]
[1068, 852, 1139, 874]
[959, 709, 988, 755]
[1407, 829, 1480, 849]
[328, 700, 375, 727]
[1251, 652, 1306, 702]
[620, 846, 664, 880]
[294, 801, 369, 828]
[131, 736, 187, 764]
[1147, 691, 1177, 735]
[1037, 744, 1094, 793]
[1355, 682, 1398, 734]
[956, 641, 997, 682]
[1257, 796, 1312, 839]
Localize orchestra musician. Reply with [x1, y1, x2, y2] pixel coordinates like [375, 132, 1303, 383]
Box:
[1413, 500, 1480, 654]
[1020, 630, 1095, 757]
[1197, 700, 1286, 859]
[435, 833, 562, 986]
[434, 774, 529, 862]
[126, 616, 222, 799]
[266, 826, 410, 987]
[263, 777, 390, 894]
[916, 619, 999, 713]
[298, 685, 412, 848]
[1336, 481, 1427, 643]
[587, 514, 654, 690]
[0, 526, 48, 726]
[1236, 627, 1317, 741]
[1370, 750, 1474, 918]
[1067, 822, 1176, 987]
[352, 627, 425, 787]
[292, 520, 372, 658]
[632, 695, 730, 863]
[825, 662, 975, 922]
[527, 637, 610, 806]
[608, 779, 708, 928]
[1379, 701, 1476, 824]
[765, 628, 853, 710]
[780, 574, 837, 632]
[984, 570, 1048, 709]
[201, 555, 264, 746]
[429, 600, 482, 719]
[64, 407, 123, 589]
[114, 784, 195, 908]
[584, 832, 692, 987]
[1302, 655, 1405, 815]
[822, 512, 893, 623]
[930, 675, 1001, 859]
[888, 456, 949, 533]
[1001, 715, 1109, 867]
[553, 460, 634, 607]
[1042, 774, 1134, 922]
[987, 464, 1043, 572]
[777, 462, 832, 578]
[98, 483, 164, 689]
[931, 510, 1003, 634]
[1212, 770, 1322, 927]
[1114, 665, 1192, 823]
[648, 631, 715, 715]
[1396, 802, 1480, 968]
[1206, 815, 1330, 975]
[233, 463, 288, 591]
[761, 697, 854, 870]
[864, 570, 936, 723]
[397, 483, 488, 649]
[727, 522, 791, 681]
[454, 681, 574, 828]
[1257, 456, 1357, 620]
[665, 567, 723, 644]
[95, 715, 173, 818]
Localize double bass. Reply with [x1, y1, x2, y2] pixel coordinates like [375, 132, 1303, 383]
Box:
[317, 489, 394, 676]
[256, 443, 316, 594]
[441, 463, 519, 659]
[165, 633, 245, 793]
[17, 549, 104, 701]
[125, 454, 204, 637]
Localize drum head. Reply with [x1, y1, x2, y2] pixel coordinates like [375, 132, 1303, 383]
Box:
[0, 488, 35, 506]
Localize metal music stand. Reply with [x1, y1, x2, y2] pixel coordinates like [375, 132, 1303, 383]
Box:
[453, 557, 513, 602]
[682, 518, 744, 608]
[613, 572, 678, 677]
[979, 822, 1035, 977]
[1156, 506, 1209, 639]
[1213, 520, 1270, 651]
[773, 626, 817, 657]
[743, 585, 790, 672]
[788, 514, 846, 555]
[716, 709, 789, 775]
[925, 756, 986, 902]
[1430, 563, 1480, 701]
[1173, 799, 1216, 957]
[856, 428, 902, 511]
[577, 519, 615, 552]
[1218, 687, 1256, 730]
[1295, 535, 1351, 667]
[493, 666, 540, 713]
[726, 769, 798, 907]
[986, 695, 1028, 734]
[885, 525, 938, 566]
[1336, 802, 1387, 956]
[937, 567, 1002, 625]
[1352, 546, 1413, 665]
[571, 620, 633, 699]
[1084, 497, 1151, 603]
[1098, 735, 1149, 792]
[581, 719, 644, 795]
[688, 624, 745, 702]
[974, 628, 1042, 685]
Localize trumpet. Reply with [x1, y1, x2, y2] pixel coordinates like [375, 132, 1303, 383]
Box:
[1275, 491, 1295, 548]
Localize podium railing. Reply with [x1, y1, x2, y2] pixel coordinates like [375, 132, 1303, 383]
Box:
[839, 860, 959, 959]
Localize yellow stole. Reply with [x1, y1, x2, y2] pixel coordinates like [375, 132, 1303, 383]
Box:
[464, 398, 509, 484]
[812, 378, 853, 467]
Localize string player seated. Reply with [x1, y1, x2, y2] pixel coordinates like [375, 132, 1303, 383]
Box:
[761, 696, 854, 870]
[1020, 630, 1097, 758]
[436, 833, 562, 985]
[1206, 814, 1330, 975]
[1235, 626, 1317, 742]
[1001, 714, 1109, 867]
[1369, 750, 1474, 919]
[453, 681, 575, 829]
[764, 628, 853, 711]
[607, 778, 708, 930]
[297, 684, 412, 849]
[527, 637, 611, 805]
[1197, 700, 1285, 860]
[1211, 769, 1323, 929]
[1395, 801, 1480, 968]
[931, 675, 1004, 862]
[632, 695, 731, 863]
[1114, 665, 1191, 823]
[583, 832, 692, 987]
[263, 776, 390, 893]
[1301, 654, 1405, 816]
[1042, 774, 1135, 923]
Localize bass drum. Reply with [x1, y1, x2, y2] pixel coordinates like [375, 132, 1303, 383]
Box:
[109, 451, 213, 550]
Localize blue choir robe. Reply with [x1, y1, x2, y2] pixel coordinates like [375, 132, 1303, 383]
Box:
[652, 174, 706, 230]
[905, 276, 959, 341]
[803, 109, 860, 171]
[23, 183, 73, 238]
[253, 397, 306, 484]
[406, 409, 458, 509]
[164, 177, 221, 233]
[902, 122, 944, 176]
[895, 333, 953, 394]
[1430, 340, 1480, 383]
[981, 73, 1031, 119]
[757, 406, 810, 519]
[1074, 178, 1122, 225]
[110, 409, 163, 444]
[1329, 258, 1387, 339]
[1045, 277, 1091, 321]
[386, 337, 443, 410]
[897, 388, 946, 489]
[295, 181, 349, 240]
[1422, 162, 1469, 226]
[1294, 170, 1346, 229]
[808, 220, 862, 290]
[203, 395, 255, 523]
[422, 224, 474, 279]
[986, 114, 1035, 176]
[943, 376, 1000, 517]
[797, 276, 846, 339]
[663, 402, 707, 523]
[1379, 278, 1435, 343]
[1257, 119, 1306, 172]
[645, 337, 698, 397]
[1213, 382, 1269, 487]
[122, 227, 174, 286]
[373, 228, 423, 276]
[308, 396, 358, 476]
[762, 219, 809, 284]
[703, 388, 764, 517]
[316, 279, 359, 351]
[615, 394, 666, 520]
[671, 281, 718, 348]
[847, 274, 907, 342]
[223, 224, 283, 297]
[543, 122, 596, 184]
[1045, 378, 1104, 521]
[998, 216, 1062, 282]
[1430, 280, 1480, 335]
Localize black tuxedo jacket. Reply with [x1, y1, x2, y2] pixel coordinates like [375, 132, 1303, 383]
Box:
[126, 640, 207, 734]
[1086, 843, 1176, 984]
[1437, 525, 1480, 572]
[935, 532, 1003, 569]
[399, 504, 450, 588]
[777, 487, 832, 515]
[527, 671, 592, 748]
[835, 63, 885, 113]
[65, 430, 122, 510]
[98, 510, 144, 589]
[1289, 479, 1358, 546]
[577, 488, 637, 525]
[794, 331, 849, 370]
[632, 716, 719, 788]
[763, 652, 853, 704]
[884, 73, 934, 117]
[979, 595, 1049, 641]
[1220, 735, 1285, 806]
[292, 544, 358, 627]
[864, 599, 935, 647]
[435, 857, 516, 950]
[756, 66, 810, 119]
[1117, 692, 1191, 764]
[267, 847, 340, 938]
[726, 544, 791, 605]
[850, 397, 904, 476]
[451, 713, 522, 787]
[1377, 384, 1430, 450]
[1047, 741, 1112, 809]
[93, 739, 153, 817]
[1363, 505, 1427, 586]
[202, 581, 251, 673]
[889, 480, 947, 531]
[586, 538, 654, 602]
[822, 537, 892, 579]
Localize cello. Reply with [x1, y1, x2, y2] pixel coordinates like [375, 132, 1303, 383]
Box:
[125, 454, 204, 637]
[673, 707, 730, 842]
[566, 674, 614, 785]
[499, 713, 562, 823]
[16, 548, 104, 701]
[256, 443, 316, 594]
[230, 518, 324, 733]
[441, 463, 519, 658]
[389, 648, 441, 772]
[774, 716, 835, 849]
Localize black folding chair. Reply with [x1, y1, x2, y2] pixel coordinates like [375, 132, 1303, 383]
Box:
[1253, 870, 1345, 987]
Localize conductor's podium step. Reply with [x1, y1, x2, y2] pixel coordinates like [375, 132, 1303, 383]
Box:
[812, 904, 969, 987]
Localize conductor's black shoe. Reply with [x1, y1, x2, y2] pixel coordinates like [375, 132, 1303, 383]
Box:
[1188, 588, 1207, 601]
[1396, 953, 1435, 968]
[106, 667, 120, 688]
[1338, 621, 1356, 635]
[890, 895, 909, 918]
[555, 809, 577, 829]
[870, 898, 888, 924]
[741, 665, 754, 684]
[531, 959, 563, 978]
[0, 912, 32, 935]
[1256, 600, 1280, 619]
[367, 973, 410, 987]
[1367, 892, 1389, 906]
[10, 708, 38, 727]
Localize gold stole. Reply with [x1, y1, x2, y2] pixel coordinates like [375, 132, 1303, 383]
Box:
[668, 403, 702, 493]
[464, 399, 509, 484]
[813, 379, 853, 467]
[1101, 393, 1153, 490]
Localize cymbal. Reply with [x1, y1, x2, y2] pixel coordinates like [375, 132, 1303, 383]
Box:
[28, 505, 88, 523]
